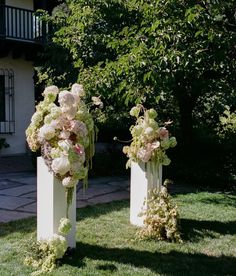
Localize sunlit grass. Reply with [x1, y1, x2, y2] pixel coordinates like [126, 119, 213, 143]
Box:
[0, 192, 235, 275]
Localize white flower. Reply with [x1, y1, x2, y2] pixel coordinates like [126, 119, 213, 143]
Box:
[69, 120, 88, 136]
[49, 234, 67, 259]
[31, 112, 43, 126]
[58, 218, 72, 235]
[51, 155, 70, 175]
[58, 140, 71, 152]
[151, 141, 160, 149]
[51, 106, 62, 119]
[44, 114, 53, 124]
[43, 85, 59, 97]
[62, 176, 78, 188]
[50, 119, 61, 130]
[58, 90, 76, 107]
[71, 83, 85, 102]
[38, 124, 56, 140]
[92, 96, 103, 108]
[144, 127, 154, 136]
[131, 125, 143, 136]
[62, 105, 77, 120]
[130, 106, 141, 117]
[59, 130, 70, 140]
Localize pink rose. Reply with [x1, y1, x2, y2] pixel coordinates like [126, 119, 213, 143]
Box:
[158, 127, 169, 139]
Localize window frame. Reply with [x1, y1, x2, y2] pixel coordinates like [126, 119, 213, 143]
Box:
[0, 68, 15, 134]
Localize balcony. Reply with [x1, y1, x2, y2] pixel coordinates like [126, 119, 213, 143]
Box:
[0, 4, 47, 44]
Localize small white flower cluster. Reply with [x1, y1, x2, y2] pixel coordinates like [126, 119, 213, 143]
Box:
[123, 105, 177, 167]
[58, 217, 72, 235]
[24, 233, 68, 274]
[26, 83, 97, 187]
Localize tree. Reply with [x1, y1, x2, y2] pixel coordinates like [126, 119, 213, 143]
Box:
[38, 0, 236, 148]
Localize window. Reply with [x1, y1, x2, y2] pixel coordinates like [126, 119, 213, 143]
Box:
[0, 0, 5, 37]
[0, 69, 15, 133]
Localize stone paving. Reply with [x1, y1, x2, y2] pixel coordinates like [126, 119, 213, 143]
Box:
[0, 155, 197, 224]
[0, 171, 130, 223]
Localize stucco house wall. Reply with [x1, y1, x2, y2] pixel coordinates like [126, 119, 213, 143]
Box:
[0, 56, 34, 155]
[6, 0, 33, 10]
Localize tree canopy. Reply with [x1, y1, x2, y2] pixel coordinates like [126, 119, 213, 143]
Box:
[37, 0, 235, 146]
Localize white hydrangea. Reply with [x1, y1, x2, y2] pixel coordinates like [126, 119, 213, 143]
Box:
[71, 83, 85, 102]
[48, 234, 67, 259]
[31, 111, 43, 126]
[58, 90, 76, 107]
[38, 124, 56, 140]
[58, 218, 72, 235]
[43, 85, 59, 97]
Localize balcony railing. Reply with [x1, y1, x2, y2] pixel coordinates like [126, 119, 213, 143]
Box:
[0, 5, 47, 43]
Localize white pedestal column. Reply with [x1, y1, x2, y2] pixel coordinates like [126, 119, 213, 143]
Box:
[130, 161, 162, 227]
[37, 157, 76, 248]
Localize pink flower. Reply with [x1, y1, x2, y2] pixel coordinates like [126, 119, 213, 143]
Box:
[158, 127, 169, 139]
[137, 147, 152, 162]
[69, 120, 88, 136]
[74, 144, 84, 155]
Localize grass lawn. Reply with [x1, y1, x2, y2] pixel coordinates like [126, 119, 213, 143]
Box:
[0, 192, 236, 275]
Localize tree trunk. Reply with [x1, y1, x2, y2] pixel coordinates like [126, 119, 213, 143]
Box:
[175, 86, 194, 150]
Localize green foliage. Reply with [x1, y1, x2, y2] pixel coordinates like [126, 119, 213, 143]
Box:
[38, 0, 235, 135]
[218, 107, 236, 138]
[138, 184, 182, 242]
[36, 0, 236, 186]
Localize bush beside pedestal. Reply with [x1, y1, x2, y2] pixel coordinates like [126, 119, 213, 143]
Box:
[37, 157, 76, 248]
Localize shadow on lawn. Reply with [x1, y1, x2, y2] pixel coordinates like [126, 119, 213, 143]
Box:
[63, 242, 236, 275]
[0, 217, 36, 237]
[197, 194, 236, 208]
[181, 218, 236, 241]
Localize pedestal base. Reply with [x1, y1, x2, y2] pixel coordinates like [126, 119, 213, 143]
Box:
[37, 157, 76, 248]
[130, 161, 162, 227]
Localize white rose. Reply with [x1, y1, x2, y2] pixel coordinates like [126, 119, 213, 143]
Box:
[51, 155, 70, 175]
[58, 140, 71, 152]
[38, 124, 56, 140]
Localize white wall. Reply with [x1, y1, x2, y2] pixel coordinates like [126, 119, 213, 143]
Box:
[6, 0, 33, 10]
[0, 55, 34, 155]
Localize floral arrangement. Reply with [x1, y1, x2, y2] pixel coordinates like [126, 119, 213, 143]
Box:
[26, 84, 99, 187]
[25, 83, 101, 273]
[24, 218, 71, 274]
[122, 104, 177, 169]
[137, 182, 182, 242]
